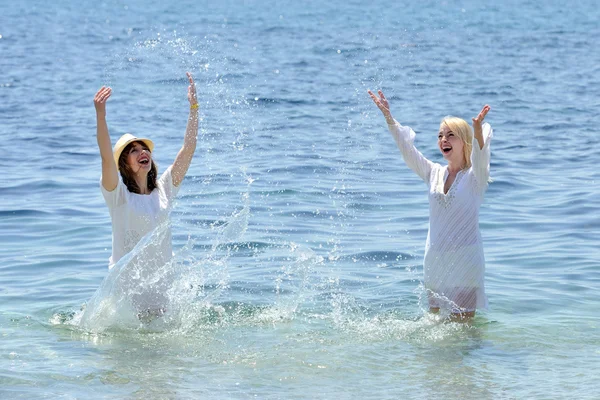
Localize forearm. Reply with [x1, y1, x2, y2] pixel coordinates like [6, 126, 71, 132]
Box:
[473, 127, 484, 150]
[471, 123, 493, 188]
[96, 112, 119, 190]
[96, 113, 114, 162]
[387, 120, 433, 182]
[171, 107, 199, 186]
[182, 108, 199, 153]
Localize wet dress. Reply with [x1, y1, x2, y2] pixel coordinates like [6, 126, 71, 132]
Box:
[388, 121, 493, 312]
[100, 166, 180, 270]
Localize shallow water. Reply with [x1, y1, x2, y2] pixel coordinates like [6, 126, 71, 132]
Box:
[1, 0, 599, 398]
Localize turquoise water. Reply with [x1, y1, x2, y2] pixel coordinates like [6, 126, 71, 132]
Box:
[1, 0, 599, 398]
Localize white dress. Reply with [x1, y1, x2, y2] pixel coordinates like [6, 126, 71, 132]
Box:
[388, 121, 493, 312]
[100, 166, 180, 269]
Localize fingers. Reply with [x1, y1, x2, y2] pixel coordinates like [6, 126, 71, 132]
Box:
[377, 90, 390, 109]
[367, 89, 385, 105]
[94, 86, 112, 103]
[370, 93, 383, 111]
[368, 89, 395, 121]
[367, 90, 378, 102]
[367, 90, 381, 106]
[186, 73, 197, 98]
[186, 71, 195, 87]
[480, 104, 490, 118]
[472, 105, 491, 124]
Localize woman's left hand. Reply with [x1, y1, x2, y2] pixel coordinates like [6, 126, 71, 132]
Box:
[186, 72, 197, 106]
[472, 105, 491, 150]
[472, 105, 491, 131]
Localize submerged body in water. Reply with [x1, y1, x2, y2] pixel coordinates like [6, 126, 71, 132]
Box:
[91, 73, 199, 322]
[369, 90, 493, 319]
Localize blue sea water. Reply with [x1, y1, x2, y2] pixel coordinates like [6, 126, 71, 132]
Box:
[1, 0, 599, 398]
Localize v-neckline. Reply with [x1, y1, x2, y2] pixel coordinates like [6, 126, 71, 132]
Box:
[442, 167, 463, 196]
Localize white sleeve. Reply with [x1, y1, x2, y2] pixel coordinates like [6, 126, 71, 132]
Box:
[100, 176, 127, 208]
[471, 122, 493, 188]
[388, 121, 434, 183]
[159, 165, 180, 203]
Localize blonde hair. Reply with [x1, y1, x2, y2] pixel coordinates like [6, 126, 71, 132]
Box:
[440, 116, 473, 170]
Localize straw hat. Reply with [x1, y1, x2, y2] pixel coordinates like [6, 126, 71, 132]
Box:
[113, 133, 154, 169]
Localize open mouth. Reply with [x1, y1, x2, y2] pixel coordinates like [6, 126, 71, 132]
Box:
[138, 155, 150, 165]
[442, 146, 452, 154]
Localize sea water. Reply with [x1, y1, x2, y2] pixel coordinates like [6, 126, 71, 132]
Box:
[1, 0, 599, 398]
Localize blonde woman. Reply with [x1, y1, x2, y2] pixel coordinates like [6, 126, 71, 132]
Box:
[368, 89, 492, 320]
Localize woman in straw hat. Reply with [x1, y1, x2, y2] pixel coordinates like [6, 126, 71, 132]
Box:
[368, 89, 492, 321]
[93, 72, 198, 282]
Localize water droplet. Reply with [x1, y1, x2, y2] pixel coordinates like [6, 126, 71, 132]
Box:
[337, 49, 341, 54]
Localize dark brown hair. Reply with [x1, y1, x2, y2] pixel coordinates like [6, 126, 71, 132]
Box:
[118, 141, 158, 194]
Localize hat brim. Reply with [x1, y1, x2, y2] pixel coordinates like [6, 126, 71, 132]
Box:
[113, 134, 154, 169]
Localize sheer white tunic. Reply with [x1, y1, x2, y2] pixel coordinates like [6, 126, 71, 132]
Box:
[388, 121, 493, 312]
[100, 166, 180, 270]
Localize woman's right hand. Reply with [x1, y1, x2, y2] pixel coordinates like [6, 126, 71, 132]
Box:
[94, 86, 112, 116]
[368, 89, 395, 124]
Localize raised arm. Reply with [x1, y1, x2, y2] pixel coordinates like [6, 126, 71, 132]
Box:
[471, 105, 493, 187]
[472, 104, 491, 150]
[368, 89, 434, 183]
[94, 86, 118, 191]
[171, 72, 199, 187]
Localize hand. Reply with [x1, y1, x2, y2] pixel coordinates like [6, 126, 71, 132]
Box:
[472, 104, 491, 132]
[186, 72, 198, 106]
[368, 89, 394, 124]
[94, 86, 112, 115]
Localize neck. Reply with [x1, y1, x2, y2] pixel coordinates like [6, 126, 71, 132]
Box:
[447, 159, 465, 174]
[134, 173, 150, 194]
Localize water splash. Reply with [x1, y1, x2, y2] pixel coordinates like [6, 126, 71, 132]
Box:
[65, 186, 252, 334]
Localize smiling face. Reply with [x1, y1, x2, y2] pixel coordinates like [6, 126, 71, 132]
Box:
[438, 124, 465, 164]
[439, 117, 474, 170]
[125, 141, 152, 175]
[118, 140, 158, 194]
